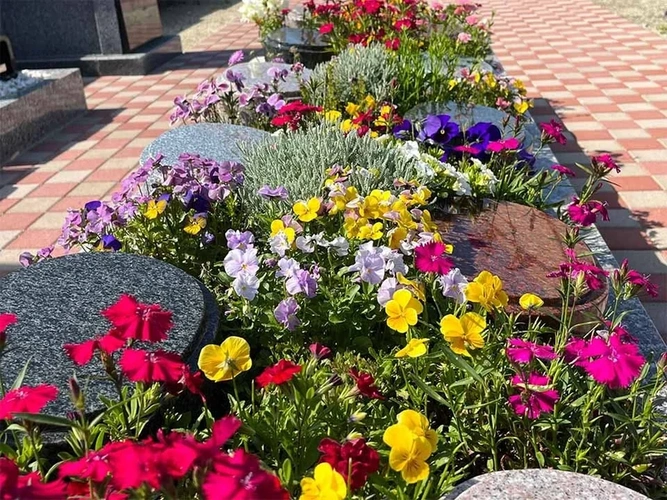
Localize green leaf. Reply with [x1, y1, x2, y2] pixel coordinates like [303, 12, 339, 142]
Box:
[11, 357, 32, 391]
[440, 348, 484, 383]
[12, 413, 77, 428]
[407, 373, 448, 406]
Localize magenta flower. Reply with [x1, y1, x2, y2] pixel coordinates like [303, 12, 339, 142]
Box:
[614, 258, 659, 298]
[540, 120, 567, 145]
[579, 328, 645, 389]
[551, 164, 575, 177]
[564, 337, 590, 367]
[506, 339, 557, 364]
[227, 50, 244, 66]
[414, 241, 454, 275]
[592, 154, 620, 173]
[547, 248, 608, 291]
[508, 373, 559, 419]
[567, 196, 609, 227]
[486, 138, 521, 153]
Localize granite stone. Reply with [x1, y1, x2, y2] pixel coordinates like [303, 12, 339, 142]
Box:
[140, 123, 271, 166]
[0, 68, 86, 166]
[0, 252, 219, 418]
[117, 0, 163, 52]
[441, 469, 649, 500]
[405, 102, 539, 150]
[0, 34, 17, 79]
[230, 57, 311, 97]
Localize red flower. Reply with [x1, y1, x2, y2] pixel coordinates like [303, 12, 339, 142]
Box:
[540, 120, 567, 145]
[547, 248, 608, 291]
[318, 437, 380, 490]
[414, 241, 454, 275]
[592, 153, 620, 173]
[256, 360, 302, 388]
[567, 196, 609, 227]
[105, 440, 155, 491]
[102, 294, 173, 343]
[0, 313, 17, 349]
[203, 449, 289, 500]
[64, 331, 127, 366]
[309, 342, 332, 360]
[508, 372, 559, 419]
[349, 369, 383, 399]
[270, 101, 322, 130]
[551, 164, 576, 177]
[384, 37, 400, 50]
[119, 349, 185, 384]
[197, 415, 243, 463]
[0, 458, 67, 499]
[0, 385, 58, 420]
[319, 22, 334, 34]
[59, 449, 113, 482]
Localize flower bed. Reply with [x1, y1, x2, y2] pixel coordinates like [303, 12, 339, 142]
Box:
[2, 1, 667, 499]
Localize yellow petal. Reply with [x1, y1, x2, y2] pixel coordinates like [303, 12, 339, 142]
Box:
[270, 219, 285, 236]
[440, 315, 463, 339]
[448, 338, 470, 357]
[407, 297, 424, 315]
[519, 293, 544, 310]
[395, 339, 428, 358]
[393, 289, 413, 308]
[464, 282, 484, 302]
[397, 410, 428, 433]
[293, 201, 307, 216]
[401, 459, 429, 484]
[307, 197, 321, 213]
[466, 331, 485, 351]
[403, 308, 418, 327]
[383, 423, 412, 449]
[460, 312, 486, 337]
[387, 316, 409, 333]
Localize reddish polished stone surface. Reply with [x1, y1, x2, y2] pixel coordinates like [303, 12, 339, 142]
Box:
[435, 202, 608, 316]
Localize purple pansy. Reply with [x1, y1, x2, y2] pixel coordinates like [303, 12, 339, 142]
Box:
[274, 298, 300, 331]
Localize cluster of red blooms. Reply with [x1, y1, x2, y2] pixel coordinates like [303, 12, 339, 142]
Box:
[256, 359, 302, 388]
[349, 368, 383, 399]
[305, 0, 428, 50]
[64, 294, 203, 397]
[270, 100, 323, 130]
[318, 437, 380, 490]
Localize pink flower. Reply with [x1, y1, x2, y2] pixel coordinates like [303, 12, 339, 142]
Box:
[319, 23, 334, 35]
[0, 458, 67, 499]
[453, 144, 481, 155]
[457, 32, 472, 43]
[486, 138, 521, 152]
[564, 337, 589, 367]
[197, 416, 243, 464]
[465, 14, 479, 25]
[63, 332, 125, 366]
[614, 259, 659, 298]
[309, 342, 332, 360]
[567, 196, 609, 227]
[414, 241, 454, 275]
[508, 373, 559, 419]
[0, 313, 17, 349]
[119, 349, 185, 384]
[506, 339, 557, 364]
[349, 369, 383, 399]
[579, 328, 645, 389]
[0, 385, 58, 420]
[547, 248, 608, 291]
[592, 154, 620, 173]
[540, 120, 567, 145]
[495, 97, 511, 109]
[551, 164, 575, 177]
[102, 294, 173, 343]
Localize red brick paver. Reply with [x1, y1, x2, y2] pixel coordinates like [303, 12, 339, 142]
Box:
[1, 1, 666, 338]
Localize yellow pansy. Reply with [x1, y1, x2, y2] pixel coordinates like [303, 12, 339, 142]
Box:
[343, 217, 361, 238]
[144, 198, 167, 219]
[396, 209, 419, 230]
[388, 226, 408, 250]
[357, 220, 383, 240]
[359, 196, 381, 219]
[184, 215, 207, 235]
[395, 338, 428, 358]
[395, 409, 438, 452]
[440, 312, 486, 357]
[513, 100, 529, 114]
[270, 219, 296, 244]
[385, 289, 423, 333]
[420, 210, 438, 234]
[324, 110, 342, 122]
[448, 79, 458, 90]
[363, 94, 376, 109]
[345, 102, 360, 116]
[519, 293, 544, 310]
[198, 336, 251, 382]
[396, 273, 426, 302]
[383, 415, 434, 484]
[299, 463, 347, 500]
[485, 73, 497, 88]
[331, 186, 359, 214]
[412, 186, 432, 206]
[465, 270, 509, 311]
[379, 104, 392, 115]
[341, 119, 354, 133]
[514, 79, 526, 92]
[293, 198, 321, 222]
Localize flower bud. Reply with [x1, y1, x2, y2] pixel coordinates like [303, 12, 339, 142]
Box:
[346, 431, 363, 441]
[348, 411, 367, 423]
[68, 378, 85, 413]
[309, 342, 332, 361]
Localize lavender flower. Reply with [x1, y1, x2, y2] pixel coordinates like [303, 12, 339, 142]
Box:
[377, 277, 398, 306]
[274, 298, 300, 331]
[225, 229, 255, 250]
[223, 248, 259, 278]
[233, 272, 260, 300]
[269, 233, 291, 257]
[268, 67, 289, 81]
[348, 243, 385, 285]
[286, 269, 318, 298]
[201, 231, 215, 245]
[276, 257, 300, 279]
[228, 50, 245, 66]
[19, 252, 33, 267]
[258, 185, 289, 200]
[328, 236, 349, 256]
[438, 268, 469, 304]
[101, 234, 121, 251]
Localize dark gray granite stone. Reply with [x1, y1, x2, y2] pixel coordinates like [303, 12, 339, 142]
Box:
[140, 123, 271, 166]
[0, 252, 219, 418]
[117, 0, 163, 52]
[230, 58, 311, 96]
[441, 469, 649, 499]
[0, 68, 86, 166]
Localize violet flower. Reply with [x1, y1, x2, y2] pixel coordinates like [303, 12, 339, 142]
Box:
[274, 298, 300, 331]
[258, 185, 289, 200]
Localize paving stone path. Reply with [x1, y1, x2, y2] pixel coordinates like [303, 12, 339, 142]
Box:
[0, 0, 665, 338]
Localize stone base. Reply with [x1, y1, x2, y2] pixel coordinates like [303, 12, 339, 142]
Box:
[16, 35, 182, 77]
[0, 68, 86, 165]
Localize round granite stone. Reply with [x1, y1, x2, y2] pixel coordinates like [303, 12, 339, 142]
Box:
[0, 252, 218, 418]
[435, 202, 608, 316]
[441, 469, 649, 500]
[405, 102, 539, 150]
[139, 123, 270, 166]
[230, 58, 312, 96]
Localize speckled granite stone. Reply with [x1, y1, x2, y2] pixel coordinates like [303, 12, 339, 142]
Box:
[0, 252, 218, 418]
[441, 469, 649, 500]
[0, 68, 86, 165]
[405, 102, 539, 150]
[229, 58, 311, 96]
[139, 123, 270, 166]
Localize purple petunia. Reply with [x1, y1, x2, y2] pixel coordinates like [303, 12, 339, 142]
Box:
[228, 50, 245, 66]
[223, 248, 259, 278]
[258, 185, 289, 200]
[286, 269, 318, 298]
[274, 298, 300, 331]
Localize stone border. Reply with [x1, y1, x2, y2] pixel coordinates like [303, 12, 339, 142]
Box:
[0, 68, 86, 166]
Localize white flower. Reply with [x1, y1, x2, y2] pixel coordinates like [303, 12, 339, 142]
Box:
[327, 236, 349, 256]
[233, 272, 260, 300]
[380, 246, 408, 276]
[399, 141, 421, 159]
[437, 268, 468, 304]
[269, 233, 290, 256]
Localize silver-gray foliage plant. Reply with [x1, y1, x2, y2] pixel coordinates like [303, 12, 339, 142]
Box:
[239, 123, 417, 209]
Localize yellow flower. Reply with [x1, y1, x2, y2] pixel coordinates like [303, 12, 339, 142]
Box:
[363, 94, 376, 109]
[485, 73, 497, 89]
[270, 220, 296, 244]
[331, 186, 359, 214]
[293, 198, 321, 222]
[379, 104, 392, 115]
[513, 100, 529, 114]
[514, 79, 526, 92]
[324, 110, 342, 122]
[411, 186, 431, 206]
[395, 338, 428, 358]
[440, 312, 486, 357]
[357, 220, 383, 240]
[345, 102, 360, 116]
[184, 215, 207, 235]
[396, 209, 418, 230]
[299, 463, 347, 500]
[396, 273, 426, 302]
[343, 217, 360, 238]
[448, 79, 458, 90]
[465, 270, 509, 311]
[519, 293, 544, 310]
[395, 409, 438, 452]
[388, 226, 408, 250]
[383, 421, 433, 484]
[385, 289, 423, 333]
[144, 198, 167, 219]
[198, 336, 251, 382]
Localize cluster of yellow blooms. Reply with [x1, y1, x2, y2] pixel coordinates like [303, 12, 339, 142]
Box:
[324, 95, 400, 137]
[299, 463, 347, 500]
[383, 410, 438, 484]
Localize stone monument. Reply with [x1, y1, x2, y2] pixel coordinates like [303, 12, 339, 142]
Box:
[0, 34, 17, 79]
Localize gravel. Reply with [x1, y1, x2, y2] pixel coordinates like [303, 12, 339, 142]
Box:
[0, 70, 45, 100]
[159, 0, 245, 52]
[590, 0, 667, 35]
